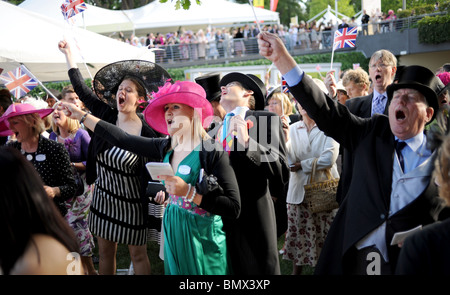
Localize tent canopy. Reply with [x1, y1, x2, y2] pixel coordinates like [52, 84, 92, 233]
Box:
[19, 0, 280, 36]
[131, 0, 280, 35]
[19, 0, 135, 35]
[308, 5, 351, 26]
[0, 2, 154, 83]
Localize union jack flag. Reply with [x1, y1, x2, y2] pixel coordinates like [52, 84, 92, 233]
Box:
[333, 26, 358, 50]
[0, 66, 38, 99]
[281, 76, 290, 94]
[61, 0, 87, 20]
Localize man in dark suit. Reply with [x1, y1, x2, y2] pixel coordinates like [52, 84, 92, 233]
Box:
[338, 18, 349, 29]
[361, 10, 370, 35]
[336, 50, 397, 204]
[214, 72, 290, 275]
[195, 72, 227, 133]
[258, 31, 445, 275]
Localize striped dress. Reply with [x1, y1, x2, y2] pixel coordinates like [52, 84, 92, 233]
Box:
[88, 146, 148, 245]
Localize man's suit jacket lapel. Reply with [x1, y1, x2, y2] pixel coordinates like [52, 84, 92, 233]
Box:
[361, 93, 374, 117]
[375, 131, 396, 209]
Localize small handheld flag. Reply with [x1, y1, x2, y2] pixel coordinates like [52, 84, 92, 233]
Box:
[333, 26, 358, 50]
[61, 0, 87, 20]
[281, 77, 290, 94]
[0, 66, 38, 99]
[248, 0, 262, 33]
[330, 26, 358, 71]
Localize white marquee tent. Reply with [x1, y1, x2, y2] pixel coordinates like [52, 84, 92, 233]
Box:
[308, 5, 351, 26]
[19, 0, 280, 36]
[0, 2, 155, 84]
[19, 0, 135, 35]
[130, 0, 280, 35]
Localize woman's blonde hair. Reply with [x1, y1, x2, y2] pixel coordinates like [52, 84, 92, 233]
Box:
[51, 102, 80, 135]
[268, 92, 293, 116]
[13, 113, 46, 137]
[170, 106, 210, 151]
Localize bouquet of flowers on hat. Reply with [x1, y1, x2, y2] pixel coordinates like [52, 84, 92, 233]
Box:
[151, 79, 175, 99]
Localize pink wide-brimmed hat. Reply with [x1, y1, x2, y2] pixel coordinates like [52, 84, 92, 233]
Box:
[0, 119, 13, 136]
[143, 80, 213, 135]
[0, 103, 54, 129]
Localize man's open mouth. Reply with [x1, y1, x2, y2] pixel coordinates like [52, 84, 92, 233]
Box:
[395, 110, 406, 121]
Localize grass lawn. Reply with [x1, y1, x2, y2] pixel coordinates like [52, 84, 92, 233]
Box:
[94, 234, 314, 275]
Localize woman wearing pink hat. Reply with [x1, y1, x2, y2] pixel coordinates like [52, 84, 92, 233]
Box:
[59, 80, 241, 275]
[49, 100, 96, 275]
[59, 40, 172, 275]
[0, 103, 77, 217]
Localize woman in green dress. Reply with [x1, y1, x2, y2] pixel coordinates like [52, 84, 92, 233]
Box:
[59, 80, 241, 275]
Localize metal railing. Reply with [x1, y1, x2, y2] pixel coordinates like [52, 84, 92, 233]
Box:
[359, 11, 446, 35]
[140, 11, 447, 66]
[149, 31, 336, 65]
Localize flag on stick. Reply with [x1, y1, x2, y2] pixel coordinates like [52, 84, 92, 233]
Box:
[270, 0, 279, 11]
[253, 0, 264, 8]
[315, 64, 323, 79]
[333, 26, 358, 50]
[248, 0, 262, 32]
[0, 66, 38, 98]
[281, 77, 290, 94]
[330, 26, 358, 71]
[61, 0, 87, 20]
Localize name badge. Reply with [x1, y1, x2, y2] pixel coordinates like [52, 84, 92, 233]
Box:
[178, 165, 191, 175]
[36, 154, 46, 161]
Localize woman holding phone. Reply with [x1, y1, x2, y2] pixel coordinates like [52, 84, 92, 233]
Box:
[59, 80, 240, 275]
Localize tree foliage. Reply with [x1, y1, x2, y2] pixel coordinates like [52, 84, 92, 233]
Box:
[308, 0, 357, 20]
[84, 0, 153, 9]
[235, 0, 308, 27]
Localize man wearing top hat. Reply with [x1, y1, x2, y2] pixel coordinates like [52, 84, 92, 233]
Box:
[257, 31, 446, 274]
[195, 72, 227, 133]
[206, 71, 289, 275]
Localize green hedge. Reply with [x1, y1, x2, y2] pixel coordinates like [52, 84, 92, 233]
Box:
[395, 1, 450, 19]
[418, 14, 450, 44]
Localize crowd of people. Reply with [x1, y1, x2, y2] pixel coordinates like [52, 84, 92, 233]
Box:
[0, 25, 449, 276]
[109, 5, 439, 65]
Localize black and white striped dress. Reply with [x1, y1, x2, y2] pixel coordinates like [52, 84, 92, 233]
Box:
[88, 146, 147, 245]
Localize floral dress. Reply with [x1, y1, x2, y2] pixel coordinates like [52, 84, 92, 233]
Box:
[50, 128, 94, 257]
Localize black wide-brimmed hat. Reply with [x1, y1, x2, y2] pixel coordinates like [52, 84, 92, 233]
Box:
[93, 60, 171, 108]
[387, 65, 440, 122]
[436, 72, 450, 97]
[219, 72, 267, 111]
[266, 85, 282, 105]
[195, 72, 221, 102]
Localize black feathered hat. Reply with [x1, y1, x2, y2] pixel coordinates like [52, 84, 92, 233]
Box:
[93, 60, 171, 108]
